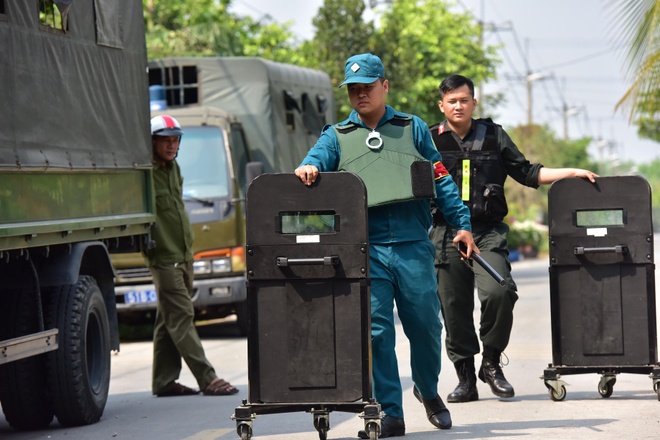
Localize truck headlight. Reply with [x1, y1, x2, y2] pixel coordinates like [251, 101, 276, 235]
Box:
[193, 246, 245, 274]
[193, 260, 212, 275]
[211, 257, 231, 273]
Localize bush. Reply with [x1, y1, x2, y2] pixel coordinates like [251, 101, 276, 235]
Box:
[507, 220, 549, 256]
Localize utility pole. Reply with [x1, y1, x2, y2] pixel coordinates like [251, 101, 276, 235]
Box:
[477, 0, 485, 117]
[526, 70, 551, 126]
[475, 0, 511, 117]
[562, 104, 580, 140]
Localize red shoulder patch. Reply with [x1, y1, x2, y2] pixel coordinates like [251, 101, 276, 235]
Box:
[434, 161, 449, 180]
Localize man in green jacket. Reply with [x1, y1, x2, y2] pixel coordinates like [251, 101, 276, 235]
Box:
[147, 115, 238, 397]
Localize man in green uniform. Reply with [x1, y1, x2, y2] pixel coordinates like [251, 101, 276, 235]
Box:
[429, 75, 597, 403]
[147, 115, 238, 397]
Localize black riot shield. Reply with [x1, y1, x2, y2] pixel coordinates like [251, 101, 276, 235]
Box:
[542, 175, 660, 401]
[231, 172, 381, 440]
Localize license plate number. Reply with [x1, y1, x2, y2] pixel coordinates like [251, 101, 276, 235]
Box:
[124, 289, 158, 304]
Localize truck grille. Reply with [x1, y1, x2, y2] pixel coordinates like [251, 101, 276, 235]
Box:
[115, 267, 152, 283]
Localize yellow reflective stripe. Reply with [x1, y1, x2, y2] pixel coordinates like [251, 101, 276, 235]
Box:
[461, 159, 470, 201]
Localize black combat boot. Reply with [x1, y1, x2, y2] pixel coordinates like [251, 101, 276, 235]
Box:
[447, 357, 479, 403]
[478, 347, 515, 398]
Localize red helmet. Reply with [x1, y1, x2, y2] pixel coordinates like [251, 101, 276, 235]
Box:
[150, 115, 183, 137]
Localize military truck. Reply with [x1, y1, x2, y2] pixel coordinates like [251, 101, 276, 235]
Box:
[0, 0, 153, 430]
[111, 57, 336, 335]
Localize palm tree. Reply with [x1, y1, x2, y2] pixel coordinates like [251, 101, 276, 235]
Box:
[608, 0, 660, 128]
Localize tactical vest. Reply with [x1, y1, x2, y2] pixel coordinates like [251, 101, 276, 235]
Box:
[336, 116, 435, 207]
[430, 118, 508, 223]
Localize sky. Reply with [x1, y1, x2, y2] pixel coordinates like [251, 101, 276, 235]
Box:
[229, 0, 659, 165]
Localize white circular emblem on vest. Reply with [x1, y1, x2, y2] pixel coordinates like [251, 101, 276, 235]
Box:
[366, 130, 383, 150]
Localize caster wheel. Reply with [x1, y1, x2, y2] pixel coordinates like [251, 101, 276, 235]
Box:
[237, 423, 252, 440]
[598, 377, 616, 398]
[365, 421, 380, 440]
[314, 415, 329, 440]
[548, 385, 566, 401]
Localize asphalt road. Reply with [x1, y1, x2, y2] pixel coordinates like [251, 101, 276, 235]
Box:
[2, 257, 660, 440]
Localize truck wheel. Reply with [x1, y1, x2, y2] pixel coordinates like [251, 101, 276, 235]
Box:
[45, 276, 111, 426]
[0, 261, 54, 430]
[235, 300, 249, 336]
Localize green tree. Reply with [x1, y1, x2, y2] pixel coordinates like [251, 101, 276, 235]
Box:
[608, 0, 660, 144]
[373, 0, 499, 124]
[503, 124, 596, 223]
[300, 0, 375, 119]
[636, 159, 660, 229]
[635, 90, 660, 142]
[143, 0, 242, 58]
[142, 0, 299, 60]
[300, 0, 498, 122]
[241, 19, 305, 63]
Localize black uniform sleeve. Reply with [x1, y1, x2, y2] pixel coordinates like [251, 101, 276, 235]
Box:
[499, 128, 543, 189]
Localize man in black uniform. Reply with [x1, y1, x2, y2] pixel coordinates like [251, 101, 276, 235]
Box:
[429, 75, 597, 403]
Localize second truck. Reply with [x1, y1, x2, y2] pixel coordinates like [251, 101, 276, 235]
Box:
[111, 57, 336, 335]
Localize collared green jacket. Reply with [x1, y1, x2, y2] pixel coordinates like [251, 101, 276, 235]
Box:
[144, 160, 194, 265]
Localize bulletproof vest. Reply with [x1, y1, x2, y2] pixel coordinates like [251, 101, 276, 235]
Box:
[336, 116, 435, 207]
[430, 118, 508, 223]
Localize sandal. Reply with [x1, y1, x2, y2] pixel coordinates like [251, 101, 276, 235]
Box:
[203, 378, 239, 396]
[156, 382, 200, 397]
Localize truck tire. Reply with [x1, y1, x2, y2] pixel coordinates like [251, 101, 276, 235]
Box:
[45, 276, 111, 427]
[0, 261, 54, 430]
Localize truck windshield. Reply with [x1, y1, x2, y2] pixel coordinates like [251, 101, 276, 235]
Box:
[177, 126, 231, 199]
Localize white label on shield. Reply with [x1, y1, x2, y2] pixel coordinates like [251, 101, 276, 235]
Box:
[586, 227, 608, 237]
[296, 235, 320, 243]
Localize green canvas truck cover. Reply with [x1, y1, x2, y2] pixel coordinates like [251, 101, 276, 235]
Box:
[0, 1, 153, 251]
[0, 0, 151, 170]
[148, 57, 336, 174]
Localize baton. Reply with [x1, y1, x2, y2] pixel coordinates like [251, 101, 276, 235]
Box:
[455, 242, 507, 287]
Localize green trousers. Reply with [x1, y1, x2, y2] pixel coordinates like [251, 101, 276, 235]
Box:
[150, 261, 217, 394]
[430, 222, 519, 364]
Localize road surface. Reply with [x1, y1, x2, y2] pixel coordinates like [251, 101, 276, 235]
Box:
[1, 257, 659, 439]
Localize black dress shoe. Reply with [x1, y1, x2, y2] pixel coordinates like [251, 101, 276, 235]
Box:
[413, 387, 452, 429]
[358, 415, 405, 438]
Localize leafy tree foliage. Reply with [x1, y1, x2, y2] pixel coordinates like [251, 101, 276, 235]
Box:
[240, 20, 306, 63]
[142, 0, 498, 124]
[300, 0, 375, 119]
[143, 0, 241, 58]
[141, 0, 600, 227]
[503, 124, 597, 223]
[635, 89, 660, 142]
[636, 159, 660, 230]
[142, 0, 298, 60]
[373, 0, 499, 125]
[302, 0, 498, 122]
[607, 0, 660, 146]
